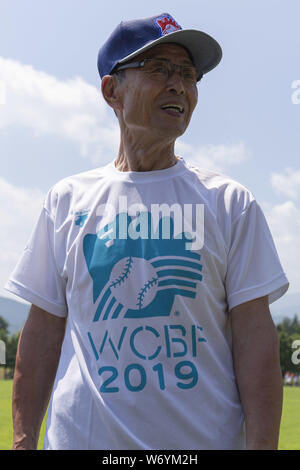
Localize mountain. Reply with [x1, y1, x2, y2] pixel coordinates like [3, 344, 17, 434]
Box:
[0, 296, 30, 335]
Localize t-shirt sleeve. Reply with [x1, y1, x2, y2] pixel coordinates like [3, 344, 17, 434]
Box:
[225, 199, 289, 311]
[4, 203, 68, 318]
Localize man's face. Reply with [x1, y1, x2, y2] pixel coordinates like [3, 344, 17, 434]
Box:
[115, 43, 198, 139]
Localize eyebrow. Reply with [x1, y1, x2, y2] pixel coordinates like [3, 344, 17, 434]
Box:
[150, 55, 194, 66]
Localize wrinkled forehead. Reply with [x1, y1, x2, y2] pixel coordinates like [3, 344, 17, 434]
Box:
[135, 43, 194, 65]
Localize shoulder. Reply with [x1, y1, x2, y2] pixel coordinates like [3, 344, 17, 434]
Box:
[49, 164, 110, 195]
[44, 164, 111, 212]
[182, 159, 256, 217]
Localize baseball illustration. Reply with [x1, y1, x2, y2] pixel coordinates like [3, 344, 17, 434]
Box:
[109, 256, 158, 310]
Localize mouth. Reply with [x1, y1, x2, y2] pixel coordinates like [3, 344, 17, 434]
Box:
[160, 103, 184, 115]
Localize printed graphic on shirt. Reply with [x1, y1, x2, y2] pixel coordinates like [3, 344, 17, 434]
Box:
[83, 212, 203, 322]
[83, 210, 207, 394]
[74, 210, 90, 227]
[87, 324, 207, 394]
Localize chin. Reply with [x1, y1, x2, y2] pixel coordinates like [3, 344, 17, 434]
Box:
[154, 121, 187, 137]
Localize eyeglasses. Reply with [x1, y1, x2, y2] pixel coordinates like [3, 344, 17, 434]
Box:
[114, 58, 202, 84]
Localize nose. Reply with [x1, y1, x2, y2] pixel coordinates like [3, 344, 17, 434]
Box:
[166, 68, 185, 95]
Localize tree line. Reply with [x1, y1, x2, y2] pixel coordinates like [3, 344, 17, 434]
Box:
[0, 313, 300, 378]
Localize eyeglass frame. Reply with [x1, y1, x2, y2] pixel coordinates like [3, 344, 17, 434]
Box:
[113, 58, 203, 83]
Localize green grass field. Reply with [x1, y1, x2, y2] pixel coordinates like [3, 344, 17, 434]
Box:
[0, 380, 46, 450]
[278, 386, 300, 450]
[0, 380, 299, 450]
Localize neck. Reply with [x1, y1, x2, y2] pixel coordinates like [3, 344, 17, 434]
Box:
[114, 128, 179, 172]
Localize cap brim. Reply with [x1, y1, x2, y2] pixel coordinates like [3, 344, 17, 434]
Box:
[117, 29, 222, 77]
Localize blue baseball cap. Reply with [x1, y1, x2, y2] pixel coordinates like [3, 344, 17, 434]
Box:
[97, 13, 222, 80]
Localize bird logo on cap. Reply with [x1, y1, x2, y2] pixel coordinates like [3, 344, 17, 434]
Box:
[154, 14, 182, 36]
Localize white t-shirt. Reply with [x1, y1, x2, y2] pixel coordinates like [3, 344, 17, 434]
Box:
[5, 158, 289, 450]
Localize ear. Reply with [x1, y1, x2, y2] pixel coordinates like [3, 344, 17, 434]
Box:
[101, 75, 122, 112]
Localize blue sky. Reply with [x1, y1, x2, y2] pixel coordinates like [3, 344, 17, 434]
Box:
[0, 0, 300, 318]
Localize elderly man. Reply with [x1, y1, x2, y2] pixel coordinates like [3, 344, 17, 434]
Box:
[6, 13, 288, 450]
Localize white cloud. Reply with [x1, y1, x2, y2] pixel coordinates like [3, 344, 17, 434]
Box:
[0, 80, 6, 105]
[0, 56, 119, 164]
[263, 200, 300, 294]
[176, 140, 249, 173]
[267, 169, 300, 295]
[271, 168, 300, 200]
[0, 177, 45, 298]
[0, 56, 250, 170]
